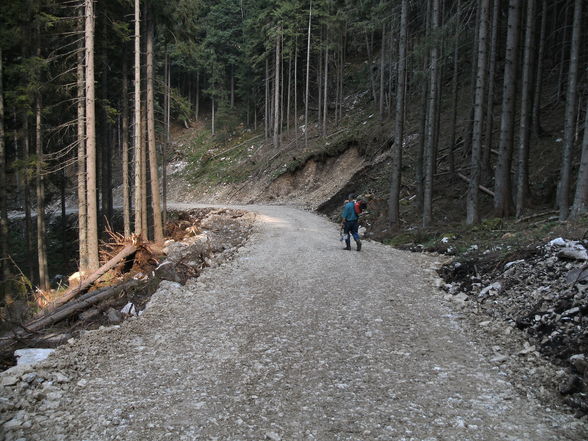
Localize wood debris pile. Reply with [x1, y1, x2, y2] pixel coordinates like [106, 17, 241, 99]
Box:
[0, 208, 254, 369]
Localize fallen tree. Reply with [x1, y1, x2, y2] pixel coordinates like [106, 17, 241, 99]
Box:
[46, 243, 138, 312]
[0, 279, 146, 354]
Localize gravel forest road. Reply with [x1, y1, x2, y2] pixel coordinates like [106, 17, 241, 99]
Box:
[3, 204, 588, 441]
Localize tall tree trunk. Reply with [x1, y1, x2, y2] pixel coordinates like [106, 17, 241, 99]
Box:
[531, 0, 547, 139]
[482, 0, 500, 181]
[557, 0, 571, 101]
[140, 100, 148, 238]
[466, 0, 490, 225]
[35, 96, 49, 291]
[322, 30, 329, 137]
[305, 3, 312, 149]
[365, 32, 377, 103]
[294, 41, 298, 146]
[146, 13, 163, 243]
[558, 0, 583, 220]
[0, 47, 7, 285]
[23, 118, 34, 282]
[379, 23, 386, 122]
[273, 31, 280, 149]
[230, 65, 235, 108]
[463, 0, 481, 159]
[280, 36, 284, 138]
[571, 100, 588, 217]
[423, 0, 440, 228]
[448, 0, 461, 178]
[317, 45, 322, 131]
[515, 0, 536, 218]
[264, 58, 269, 141]
[122, 56, 130, 237]
[493, 0, 521, 218]
[163, 52, 170, 228]
[133, 0, 143, 238]
[287, 51, 291, 135]
[388, 0, 407, 229]
[85, 0, 99, 271]
[211, 89, 216, 135]
[416, 0, 431, 215]
[195, 71, 200, 120]
[77, 27, 88, 271]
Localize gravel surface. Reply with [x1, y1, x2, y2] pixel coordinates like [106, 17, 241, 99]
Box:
[2, 205, 588, 440]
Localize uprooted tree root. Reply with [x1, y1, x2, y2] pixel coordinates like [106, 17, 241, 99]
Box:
[0, 208, 254, 370]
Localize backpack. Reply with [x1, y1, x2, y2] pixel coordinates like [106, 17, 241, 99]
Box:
[354, 200, 367, 216]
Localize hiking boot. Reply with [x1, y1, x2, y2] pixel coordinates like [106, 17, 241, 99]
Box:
[344, 239, 351, 250]
[356, 240, 362, 251]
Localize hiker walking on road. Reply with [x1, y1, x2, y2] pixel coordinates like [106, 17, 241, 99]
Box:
[341, 194, 362, 251]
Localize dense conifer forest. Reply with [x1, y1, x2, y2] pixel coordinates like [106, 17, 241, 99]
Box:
[0, 0, 587, 297]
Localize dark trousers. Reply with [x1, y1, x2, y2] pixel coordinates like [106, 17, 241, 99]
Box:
[343, 220, 360, 241]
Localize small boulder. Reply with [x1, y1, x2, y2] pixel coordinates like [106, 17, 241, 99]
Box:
[106, 308, 123, 324]
[559, 375, 583, 395]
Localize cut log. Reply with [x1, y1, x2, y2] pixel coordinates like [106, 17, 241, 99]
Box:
[47, 243, 138, 311]
[457, 173, 495, 197]
[0, 279, 144, 353]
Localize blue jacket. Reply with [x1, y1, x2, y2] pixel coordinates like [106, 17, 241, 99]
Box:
[341, 201, 358, 221]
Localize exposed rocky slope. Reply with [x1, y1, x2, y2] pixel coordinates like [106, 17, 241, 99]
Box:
[440, 237, 588, 415]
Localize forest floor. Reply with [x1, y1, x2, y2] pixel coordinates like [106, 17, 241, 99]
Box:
[2, 204, 588, 440]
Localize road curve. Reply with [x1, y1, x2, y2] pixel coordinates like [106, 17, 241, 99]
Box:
[3, 204, 587, 440]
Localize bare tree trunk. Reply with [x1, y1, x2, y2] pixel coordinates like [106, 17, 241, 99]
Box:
[280, 36, 284, 138]
[482, 0, 500, 181]
[388, 0, 408, 229]
[146, 13, 163, 243]
[294, 41, 298, 146]
[448, 0, 461, 178]
[493, 0, 521, 218]
[571, 100, 588, 217]
[77, 25, 88, 271]
[23, 118, 34, 282]
[230, 65, 235, 108]
[317, 45, 322, 131]
[140, 101, 148, 237]
[0, 47, 7, 285]
[287, 51, 291, 135]
[85, 0, 99, 271]
[273, 31, 281, 149]
[416, 0, 431, 215]
[379, 23, 386, 122]
[35, 96, 49, 291]
[305, 3, 312, 149]
[463, 1, 481, 159]
[531, 0, 547, 139]
[365, 32, 377, 104]
[122, 56, 130, 237]
[195, 71, 200, 120]
[515, 0, 536, 218]
[466, 0, 490, 225]
[265, 58, 269, 141]
[557, 0, 571, 101]
[423, 0, 440, 228]
[322, 30, 329, 137]
[558, 0, 583, 220]
[163, 52, 170, 228]
[133, 0, 143, 238]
